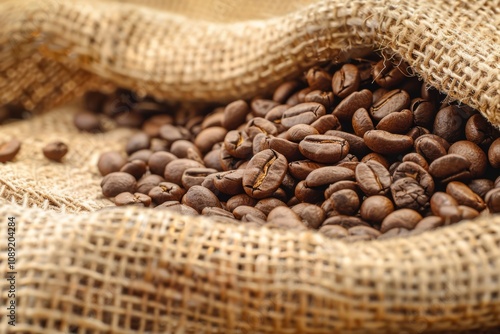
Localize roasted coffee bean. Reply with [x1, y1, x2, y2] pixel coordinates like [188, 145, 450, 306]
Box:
[391, 177, 429, 211]
[305, 90, 335, 109]
[266, 218, 307, 231]
[364, 130, 413, 155]
[355, 161, 392, 196]
[226, 194, 257, 212]
[468, 179, 494, 198]
[446, 181, 486, 211]
[393, 161, 434, 196]
[136, 174, 165, 194]
[324, 180, 359, 199]
[485, 188, 500, 213]
[310, 114, 341, 134]
[164, 159, 204, 185]
[360, 195, 394, 224]
[246, 117, 279, 138]
[219, 147, 244, 171]
[291, 203, 326, 229]
[321, 215, 370, 229]
[267, 206, 301, 221]
[252, 133, 271, 155]
[306, 66, 332, 91]
[437, 205, 462, 225]
[142, 115, 173, 137]
[414, 134, 449, 162]
[269, 137, 303, 161]
[430, 192, 458, 215]
[295, 87, 313, 104]
[429, 154, 472, 182]
[324, 130, 369, 157]
[352, 108, 374, 137]
[194, 127, 227, 154]
[372, 59, 406, 88]
[159, 124, 190, 144]
[376, 109, 413, 134]
[213, 169, 245, 195]
[360, 153, 389, 169]
[148, 182, 185, 204]
[233, 206, 267, 221]
[412, 216, 443, 234]
[243, 149, 288, 199]
[97, 151, 126, 176]
[294, 180, 324, 203]
[332, 64, 360, 98]
[448, 141, 487, 178]
[253, 198, 287, 216]
[74, 112, 101, 132]
[115, 112, 144, 128]
[410, 98, 436, 128]
[319, 225, 348, 239]
[287, 124, 319, 142]
[120, 160, 147, 180]
[224, 130, 253, 159]
[150, 139, 169, 152]
[265, 105, 289, 127]
[380, 209, 422, 233]
[288, 160, 326, 180]
[333, 89, 372, 121]
[370, 89, 410, 121]
[406, 126, 430, 141]
[402, 152, 428, 170]
[182, 185, 221, 213]
[458, 206, 479, 220]
[114, 192, 151, 207]
[304, 166, 354, 188]
[488, 138, 500, 169]
[181, 168, 218, 189]
[281, 102, 326, 129]
[378, 227, 411, 240]
[372, 88, 389, 104]
[201, 207, 235, 219]
[299, 135, 349, 164]
[433, 105, 466, 143]
[101, 172, 137, 197]
[128, 149, 153, 163]
[170, 140, 202, 160]
[251, 99, 280, 118]
[201, 109, 224, 129]
[155, 201, 198, 216]
[321, 189, 359, 216]
[42, 141, 68, 162]
[348, 226, 381, 239]
[273, 81, 302, 103]
[465, 114, 497, 147]
[148, 151, 177, 176]
[222, 100, 250, 130]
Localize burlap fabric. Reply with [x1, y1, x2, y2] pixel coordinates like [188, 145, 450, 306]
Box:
[0, 0, 499, 333]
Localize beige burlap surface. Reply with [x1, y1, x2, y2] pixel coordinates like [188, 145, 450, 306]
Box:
[0, 0, 500, 333]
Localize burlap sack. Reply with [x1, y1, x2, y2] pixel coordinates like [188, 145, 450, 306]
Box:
[0, 0, 499, 333]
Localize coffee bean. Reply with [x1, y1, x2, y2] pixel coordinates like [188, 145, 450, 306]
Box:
[448, 141, 487, 178]
[155, 201, 198, 216]
[243, 149, 288, 199]
[324, 130, 369, 157]
[406, 126, 430, 141]
[378, 227, 411, 240]
[182, 185, 221, 213]
[372, 59, 406, 88]
[252, 198, 286, 216]
[324, 180, 359, 199]
[159, 124, 190, 144]
[393, 161, 435, 196]
[281, 102, 326, 129]
[429, 154, 472, 182]
[352, 108, 374, 137]
[101, 172, 137, 197]
[321, 189, 359, 216]
[306, 66, 332, 91]
[299, 135, 349, 164]
[355, 161, 392, 196]
[348, 226, 381, 240]
[181, 168, 218, 189]
[360, 195, 394, 224]
[266, 218, 308, 231]
[287, 124, 319, 142]
[364, 130, 413, 155]
[128, 149, 153, 163]
[488, 138, 500, 169]
[74, 112, 101, 132]
[410, 98, 436, 128]
[433, 105, 466, 143]
[222, 100, 250, 130]
[120, 160, 147, 180]
[288, 160, 326, 180]
[136, 174, 165, 194]
[402, 153, 429, 170]
[223, 130, 252, 159]
[304, 90, 335, 109]
[465, 114, 497, 147]
[233, 206, 267, 221]
[332, 64, 360, 98]
[246, 117, 279, 138]
[380, 209, 422, 233]
[370, 89, 410, 121]
[114, 192, 151, 207]
[220, 147, 244, 171]
[0, 138, 21, 163]
[148, 151, 177, 176]
[458, 206, 479, 220]
[376, 109, 413, 134]
[170, 140, 202, 160]
[412, 216, 443, 234]
[201, 207, 235, 219]
[430, 192, 458, 214]
[268, 137, 302, 161]
[319, 225, 348, 239]
[273, 81, 302, 104]
[294, 180, 324, 203]
[310, 114, 341, 134]
[360, 153, 389, 169]
[251, 99, 280, 118]
[333, 89, 372, 121]
[304, 166, 354, 188]
[446, 181, 486, 211]
[201, 109, 224, 129]
[194, 127, 227, 154]
[291, 203, 326, 229]
[391, 177, 429, 211]
[213, 169, 245, 195]
[142, 115, 173, 137]
[468, 179, 494, 198]
[321, 215, 369, 229]
[225, 194, 257, 212]
[267, 206, 301, 222]
[164, 159, 204, 185]
[485, 188, 500, 213]
[97, 151, 126, 176]
[148, 182, 185, 204]
[414, 134, 449, 162]
[42, 141, 68, 162]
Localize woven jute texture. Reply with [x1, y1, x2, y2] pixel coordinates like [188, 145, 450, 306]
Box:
[0, 0, 499, 333]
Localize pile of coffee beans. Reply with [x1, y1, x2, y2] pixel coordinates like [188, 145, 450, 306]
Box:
[88, 53, 500, 241]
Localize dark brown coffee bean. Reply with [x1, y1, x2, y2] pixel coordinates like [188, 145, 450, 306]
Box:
[266, 218, 307, 231]
[364, 130, 413, 155]
[181, 168, 218, 189]
[201, 207, 235, 219]
[233, 206, 267, 220]
[159, 124, 190, 144]
[414, 134, 449, 162]
[355, 161, 392, 196]
[332, 89, 372, 121]
[219, 147, 244, 171]
[448, 141, 487, 178]
[136, 174, 165, 194]
[201, 109, 224, 129]
[267, 206, 301, 222]
[390, 177, 429, 211]
[324, 130, 369, 157]
[294, 180, 324, 203]
[304, 166, 354, 188]
[97, 151, 126, 176]
[150, 139, 169, 152]
[433, 105, 466, 143]
[120, 160, 147, 180]
[310, 114, 341, 134]
[321, 189, 359, 216]
[114, 112, 144, 128]
[265, 105, 289, 127]
[348, 226, 381, 239]
[194, 127, 227, 154]
[402, 153, 428, 170]
[155, 201, 198, 216]
[410, 98, 436, 128]
[222, 100, 250, 130]
[0, 138, 21, 163]
[429, 154, 472, 182]
[299, 135, 349, 164]
[281, 102, 326, 129]
[273, 81, 302, 103]
[213, 169, 245, 195]
[42, 141, 68, 162]
[370, 89, 410, 121]
[360, 195, 394, 224]
[321, 215, 370, 229]
[201, 149, 221, 171]
[287, 124, 319, 142]
[182, 185, 221, 213]
[430, 192, 458, 214]
[224, 130, 253, 159]
[142, 114, 173, 137]
[128, 149, 153, 163]
[352, 108, 374, 137]
[446, 181, 486, 211]
[412, 216, 443, 234]
[458, 206, 479, 220]
[468, 179, 494, 198]
[246, 117, 279, 138]
[148, 182, 185, 204]
[269, 137, 303, 161]
[291, 203, 326, 229]
[226, 194, 257, 212]
[465, 114, 497, 147]
[252, 198, 286, 216]
[393, 161, 435, 196]
[372, 59, 406, 88]
[324, 180, 359, 199]
[376, 109, 413, 134]
[380, 209, 422, 233]
[306, 66, 332, 91]
[288, 160, 326, 180]
[164, 159, 204, 185]
[114, 192, 151, 207]
[319, 225, 348, 239]
[148, 151, 177, 176]
[360, 153, 389, 169]
[438, 205, 463, 225]
[242, 149, 287, 199]
[73, 112, 101, 132]
[372, 88, 389, 104]
[170, 140, 202, 160]
[488, 138, 500, 169]
[295, 87, 313, 104]
[251, 99, 280, 118]
[304, 90, 335, 109]
[332, 64, 360, 98]
[251, 133, 271, 156]
[101, 172, 137, 197]
[485, 188, 500, 213]
[406, 126, 430, 141]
